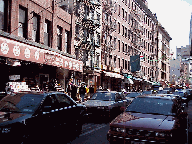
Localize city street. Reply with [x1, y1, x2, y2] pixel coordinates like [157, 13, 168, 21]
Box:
[66, 100, 192, 144]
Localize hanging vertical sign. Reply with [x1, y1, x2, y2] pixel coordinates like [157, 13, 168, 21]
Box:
[140, 55, 144, 62]
[130, 55, 140, 72]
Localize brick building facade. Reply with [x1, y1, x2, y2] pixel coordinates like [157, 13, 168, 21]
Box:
[0, 0, 83, 92]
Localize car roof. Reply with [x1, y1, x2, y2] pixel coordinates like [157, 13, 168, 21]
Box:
[137, 94, 175, 100]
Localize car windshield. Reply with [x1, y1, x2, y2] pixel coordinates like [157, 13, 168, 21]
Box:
[126, 93, 140, 98]
[173, 92, 184, 97]
[157, 90, 169, 94]
[142, 91, 152, 95]
[126, 97, 175, 116]
[90, 92, 115, 101]
[0, 93, 43, 113]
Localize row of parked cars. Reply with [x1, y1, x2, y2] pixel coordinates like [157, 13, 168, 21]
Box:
[0, 88, 189, 144]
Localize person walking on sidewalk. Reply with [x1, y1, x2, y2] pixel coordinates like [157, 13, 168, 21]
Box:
[79, 83, 86, 102]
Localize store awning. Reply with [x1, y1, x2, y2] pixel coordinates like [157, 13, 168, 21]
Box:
[133, 77, 142, 81]
[0, 37, 83, 72]
[103, 71, 124, 79]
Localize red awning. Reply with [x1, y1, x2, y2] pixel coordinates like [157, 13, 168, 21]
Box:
[0, 37, 83, 72]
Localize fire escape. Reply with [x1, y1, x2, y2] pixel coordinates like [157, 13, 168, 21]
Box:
[74, 0, 101, 71]
[101, 0, 116, 69]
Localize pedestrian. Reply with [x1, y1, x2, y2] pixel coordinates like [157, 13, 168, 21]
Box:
[79, 83, 86, 102]
[71, 82, 77, 101]
[89, 85, 94, 98]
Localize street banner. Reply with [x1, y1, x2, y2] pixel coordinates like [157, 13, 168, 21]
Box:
[130, 55, 140, 72]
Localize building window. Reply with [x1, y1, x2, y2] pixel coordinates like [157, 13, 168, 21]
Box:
[114, 56, 116, 67]
[122, 42, 124, 52]
[125, 44, 127, 54]
[118, 58, 120, 68]
[118, 5, 120, 16]
[122, 59, 124, 69]
[128, 30, 130, 39]
[32, 14, 40, 43]
[57, 26, 62, 51]
[122, 25, 124, 36]
[125, 11, 127, 21]
[125, 60, 127, 69]
[122, 8, 124, 19]
[128, 61, 130, 70]
[0, 0, 11, 32]
[105, 54, 107, 65]
[19, 6, 28, 38]
[125, 27, 127, 38]
[44, 20, 52, 46]
[118, 22, 120, 34]
[118, 40, 120, 52]
[65, 31, 70, 53]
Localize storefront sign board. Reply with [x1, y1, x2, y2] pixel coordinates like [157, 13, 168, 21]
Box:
[0, 37, 83, 72]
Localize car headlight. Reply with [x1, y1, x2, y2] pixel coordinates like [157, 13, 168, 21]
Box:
[115, 127, 126, 133]
[156, 132, 172, 137]
[97, 106, 105, 109]
[1, 127, 11, 133]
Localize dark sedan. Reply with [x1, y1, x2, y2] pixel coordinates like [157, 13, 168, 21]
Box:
[83, 91, 129, 119]
[0, 91, 87, 143]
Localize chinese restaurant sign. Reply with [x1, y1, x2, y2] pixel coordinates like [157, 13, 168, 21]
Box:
[0, 37, 83, 72]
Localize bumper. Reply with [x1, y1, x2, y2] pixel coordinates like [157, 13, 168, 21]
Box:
[107, 132, 172, 144]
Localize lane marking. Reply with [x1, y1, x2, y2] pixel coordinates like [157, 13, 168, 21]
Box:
[80, 124, 107, 137]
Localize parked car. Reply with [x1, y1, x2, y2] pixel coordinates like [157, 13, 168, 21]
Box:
[157, 90, 170, 94]
[173, 90, 189, 104]
[0, 91, 87, 143]
[141, 90, 153, 95]
[83, 91, 129, 119]
[125, 92, 141, 101]
[107, 95, 187, 144]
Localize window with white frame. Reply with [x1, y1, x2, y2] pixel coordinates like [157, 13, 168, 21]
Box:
[19, 6, 27, 38]
[32, 14, 40, 42]
[57, 26, 62, 51]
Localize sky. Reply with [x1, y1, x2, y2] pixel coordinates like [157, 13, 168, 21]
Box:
[147, 0, 192, 58]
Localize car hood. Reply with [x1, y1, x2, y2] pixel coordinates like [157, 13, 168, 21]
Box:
[0, 111, 32, 126]
[110, 112, 176, 131]
[83, 100, 115, 107]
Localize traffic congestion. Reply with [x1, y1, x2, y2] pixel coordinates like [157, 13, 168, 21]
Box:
[0, 84, 191, 144]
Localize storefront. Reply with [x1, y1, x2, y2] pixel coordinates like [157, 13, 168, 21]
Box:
[0, 36, 83, 92]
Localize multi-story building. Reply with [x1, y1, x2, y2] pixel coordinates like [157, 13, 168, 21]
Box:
[176, 45, 191, 87]
[157, 23, 172, 87]
[170, 58, 181, 86]
[0, 0, 83, 92]
[99, 0, 165, 91]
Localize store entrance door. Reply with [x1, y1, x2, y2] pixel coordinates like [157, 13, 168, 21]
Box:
[40, 74, 49, 91]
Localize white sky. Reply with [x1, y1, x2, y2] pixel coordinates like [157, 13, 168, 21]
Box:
[147, 0, 192, 58]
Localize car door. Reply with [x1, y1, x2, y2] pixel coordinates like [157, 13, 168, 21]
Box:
[27, 94, 58, 134]
[55, 93, 78, 130]
[40, 94, 58, 128]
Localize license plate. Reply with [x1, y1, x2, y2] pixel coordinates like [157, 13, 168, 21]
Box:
[131, 141, 145, 144]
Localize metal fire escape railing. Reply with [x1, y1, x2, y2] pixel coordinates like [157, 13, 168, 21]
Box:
[74, 0, 101, 69]
[101, 0, 116, 66]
